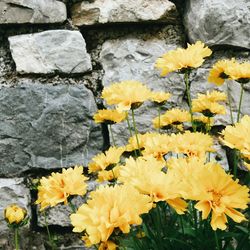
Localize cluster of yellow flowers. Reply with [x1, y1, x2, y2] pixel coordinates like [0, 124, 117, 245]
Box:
[36, 166, 88, 210]
[5, 41, 249, 250]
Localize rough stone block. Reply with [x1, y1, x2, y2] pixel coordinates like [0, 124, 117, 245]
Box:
[184, 0, 250, 50]
[100, 34, 184, 145]
[8, 30, 92, 74]
[0, 0, 66, 24]
[0, 83, 103, 177]
[71, 0, 178, 26]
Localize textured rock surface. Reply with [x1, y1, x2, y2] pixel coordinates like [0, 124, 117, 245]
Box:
[0, 0, 66, 24]
[0, 83, 103, 177]
[71, 0, 178, 26]
[184, 0, 250, 49]
[100, 34, 184, 145]
[0, 178, 30, 235]
[8, 30, 92, 74]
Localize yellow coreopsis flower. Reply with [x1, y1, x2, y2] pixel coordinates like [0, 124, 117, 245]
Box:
[118, 156, 187, 214]
[221, 115, 250, 161]
[227, 61, 250, 83]
[93, 109, 127, 124]
[142, 133, 173, 162]
[88, 146, 125, 173]
[101, 80, 152, 111]
[155, 41, 212, 76]
[150, 91, 171, 105]
[167, 159, 249, 230]
[152, 108, 191, 129]
[193, 115, 214, 126]
[97, 165, 121, 182]
[172, 131, 214, 159]
[4, 204, 27, 225]
[99, 241, 117, 250]
[36, 166, 88, 210]
[70, 185, 152, 246]
[192, 91, 227, 117]
[208, 59, 236, 85]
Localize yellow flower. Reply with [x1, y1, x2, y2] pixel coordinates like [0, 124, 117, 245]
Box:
[167, 159, 249, 230]
[36, 166, 88, 210]
[221, 115, 250, 161]
[118, 156, 187, 214]
[171, 131, 214, 159]
[227, 61, 250, 83]
[88, 146, 125, 173]
[152, 108, 191, 129]
[150, 91, 171, 104]
[208, 59, 236, 85]
[4, 204, 27, 225]
[142, 133, 173, 162]
[193, 115, 214, 126]
[156, 41, 212, 76]
[101, 81, 152, 111]
[125, 132, 159, 152]
[97, 165, 121, 182]
[98, 241, 117, 250]
[70, 185, 152, 246]
[192, 91, 227, 117]
[93, 109, 127, 124]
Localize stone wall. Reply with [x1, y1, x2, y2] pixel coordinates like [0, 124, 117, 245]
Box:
[0, 0, 249, 249]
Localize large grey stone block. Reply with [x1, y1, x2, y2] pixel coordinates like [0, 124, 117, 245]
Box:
[100, 33, 184, 145]
[0, 83, 103, 177]
[71, 0, 178, 26]
[0, 0, 66, 24]
[8, 30, 92, 74]
[0, 178, 30, 236]
[184, 0, 250, 49]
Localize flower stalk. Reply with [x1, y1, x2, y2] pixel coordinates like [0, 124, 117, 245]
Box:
[14, 228, 19, 250]
[237, 83, 244, 122]
[184, 70, 195, 131]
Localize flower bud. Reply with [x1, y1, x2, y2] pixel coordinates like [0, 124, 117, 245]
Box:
[4, 204, 27, 225]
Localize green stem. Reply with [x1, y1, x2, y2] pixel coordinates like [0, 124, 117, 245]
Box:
[43, 211, 55, 250]
[237, 83, 244, 122]
[233, 149, 238, 179]
[69, 200, 76, 213]
[226, 82, 234, 124]
[214, 231, 221, 250]
[158, 106, 161, 133]
[126, 115, 133, 137]
[131, 109, 141, 155]
[179, 216, 184, 235]
[14, 228, 19, 250]
[184, 71, 195, 131]
[109, 124, 116, 146]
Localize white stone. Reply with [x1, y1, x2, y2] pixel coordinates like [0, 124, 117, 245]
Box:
[184, 0, 250, 49]
[0, 0, 66, 24]
[8, 30, 92, 74]
[71, 0, 178, 26]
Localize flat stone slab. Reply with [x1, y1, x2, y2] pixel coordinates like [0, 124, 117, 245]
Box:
[184, 0, 250, 49]
[8, 30, 92, 74]
[71, 0, 178, 26]
[0, 0, 66, 24]
[0, 83, 103, 177]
